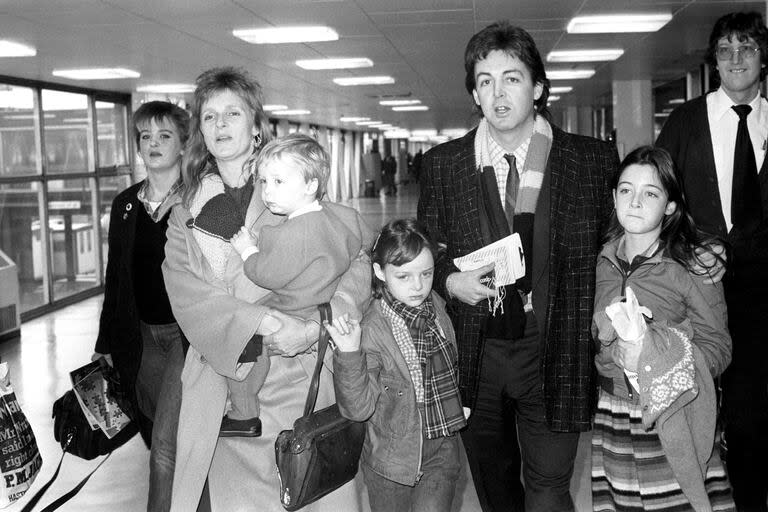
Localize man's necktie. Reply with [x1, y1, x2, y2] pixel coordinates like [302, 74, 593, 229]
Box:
[504, 153, 518, 231]
[731, 104, 762, 231]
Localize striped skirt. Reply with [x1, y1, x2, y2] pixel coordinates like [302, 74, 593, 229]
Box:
[591, 390, 734, 511]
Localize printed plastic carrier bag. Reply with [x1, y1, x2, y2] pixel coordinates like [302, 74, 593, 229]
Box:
[0, 362, 42, 507]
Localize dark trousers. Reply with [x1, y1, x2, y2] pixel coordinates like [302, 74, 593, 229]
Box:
[462, 318, 579, 512]
[721, 307, 768, 512]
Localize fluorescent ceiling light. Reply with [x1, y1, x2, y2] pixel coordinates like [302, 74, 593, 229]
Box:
[356, 121, 380, 126]
[654, 113, 670, 118]
[550, 86, 573, 94]
[340, 116, 369, 122]
[442, 129, 467, 138]
[379, 99, 420, 106]
[274, 109, 311, 116]
[668, 98, 685, 105]
[383, 129, 410, 138]
[0, 40, 36, 57]
[567, 14, 672, 34]
[392, 105, 429, 112]
[376, 124, 393, 129]
[547, 69, 595, 80]
[333, 76, 395, 86]
[411, 129, 437, 137]
[548, 95, 561, 102]
[296, 58, 373, 70]
[547, 49, 624, 62]
[264, 104, 288, 112]
[53, 68, 140, 80]
[431, 135, 449, 143]
[136, 84, 195, 94]
[409, 136, 428, 142]
[233, 26, 338, 44]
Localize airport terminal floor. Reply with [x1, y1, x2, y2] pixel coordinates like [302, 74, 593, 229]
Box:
[0, 183, 593, 511]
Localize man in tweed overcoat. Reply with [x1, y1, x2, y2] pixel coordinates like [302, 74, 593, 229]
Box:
[418, 21, 618, 512]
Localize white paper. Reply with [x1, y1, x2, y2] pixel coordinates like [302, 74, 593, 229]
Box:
[453, 233, 526, 287]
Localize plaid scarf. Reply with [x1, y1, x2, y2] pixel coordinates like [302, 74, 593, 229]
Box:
[382, 289, 466, 438]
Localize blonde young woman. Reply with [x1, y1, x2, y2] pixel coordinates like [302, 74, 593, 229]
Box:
[162, 67, 371, 511]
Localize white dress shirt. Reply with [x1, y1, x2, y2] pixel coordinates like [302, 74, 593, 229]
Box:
[707, 87, 768, 232]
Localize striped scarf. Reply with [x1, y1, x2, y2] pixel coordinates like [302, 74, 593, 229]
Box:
[473, 115, 552, 218]
[382, 289, 466, 438]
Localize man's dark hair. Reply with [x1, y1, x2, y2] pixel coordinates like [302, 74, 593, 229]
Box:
[706, 11, 768, 80]
[464, 21, 550, 115]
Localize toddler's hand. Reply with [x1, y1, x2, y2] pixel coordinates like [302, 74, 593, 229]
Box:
[324, 314, 361, 353]
[230, 226, 258, 255]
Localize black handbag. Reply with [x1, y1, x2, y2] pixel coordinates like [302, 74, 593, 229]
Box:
[20, 363, 138, 512]
[274, 303, 366, 511]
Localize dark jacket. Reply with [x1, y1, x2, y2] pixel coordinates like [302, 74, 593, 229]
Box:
[94, 181, 169, 444]
[657, 94, 768, 365]
[333, 292, 457, 485]
[418, 125, 618, 432]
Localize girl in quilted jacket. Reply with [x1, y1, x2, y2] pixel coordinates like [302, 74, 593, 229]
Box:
[325, 219, 467, 512]
[591, 145, 735, 511]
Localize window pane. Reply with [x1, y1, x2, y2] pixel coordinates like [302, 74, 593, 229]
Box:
[0, 85, 40, 177]
[0, 182, 46, 312]
[98, 174, 132, 277]
[47, 178, 97, 301]
[96, 101, 128, 168]
[42, 90, 93, 175]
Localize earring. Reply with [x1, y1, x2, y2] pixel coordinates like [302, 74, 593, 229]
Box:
[253, 133, 262, 149]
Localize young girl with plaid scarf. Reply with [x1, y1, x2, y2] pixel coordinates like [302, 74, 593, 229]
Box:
[326, 219, 467, 512]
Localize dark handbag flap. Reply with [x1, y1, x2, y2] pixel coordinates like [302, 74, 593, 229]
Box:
[52, 390, 137, 460]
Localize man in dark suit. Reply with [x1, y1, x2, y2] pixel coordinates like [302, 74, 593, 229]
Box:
[657, 12, 768, 511]
[418, 21, 618, 511]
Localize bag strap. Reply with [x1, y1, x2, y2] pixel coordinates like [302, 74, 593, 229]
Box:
[302, 303, 332, 418]
[20, 434, 111, 512]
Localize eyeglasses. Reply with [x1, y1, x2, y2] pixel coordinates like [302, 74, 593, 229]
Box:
[716, 45, 760, 60]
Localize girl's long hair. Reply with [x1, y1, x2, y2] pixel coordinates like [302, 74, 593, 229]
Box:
[371, 219, 441, 298]
[181, 67, 273, 207]
[603, 146, 726, 273]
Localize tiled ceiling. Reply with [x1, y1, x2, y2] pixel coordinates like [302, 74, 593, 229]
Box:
[0, 0, 761, 132]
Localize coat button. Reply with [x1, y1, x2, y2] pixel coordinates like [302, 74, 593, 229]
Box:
[644, 365, 651, 372]
[397, 391, 403, 396]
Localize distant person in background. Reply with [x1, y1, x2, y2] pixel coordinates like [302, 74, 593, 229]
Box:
[657, 11, 768, 511]
[413, 149, 423, 181]
[93, 100, 189, 512]
[382, 155, 397, 196]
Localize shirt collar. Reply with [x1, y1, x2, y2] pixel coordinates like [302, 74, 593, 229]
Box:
[487, 130, 532, 173]
[137, 178, 182, 222]
[288, 199, 321, 219]
[711, 86, 763, 120]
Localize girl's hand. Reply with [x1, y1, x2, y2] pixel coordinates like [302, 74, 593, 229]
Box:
[324, 314, 361, 352]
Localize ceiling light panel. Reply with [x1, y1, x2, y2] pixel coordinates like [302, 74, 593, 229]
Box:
[550, 86, 573, 94]
[547, 69, 595, 80]
[0, 40, 36, 57]
[233, 26, 338, 44]
[333, 76, 395, 86]
[392, 105, 428, 111]
[264, 104, 288, 112]
[340, 116, 369, 122]
[567, 14, 672, 34]
[53, 68, 140, 80]
[296, 58, 373, 70]
[274, 109, 311, 116]
[379, 99, 421, 106]
[546, 49, 624, 62]
[136, 84, 195, 93]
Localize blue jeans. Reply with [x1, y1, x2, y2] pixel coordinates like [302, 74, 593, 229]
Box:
[363, 433, 461, 512]
[137, 321, 185, 512]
